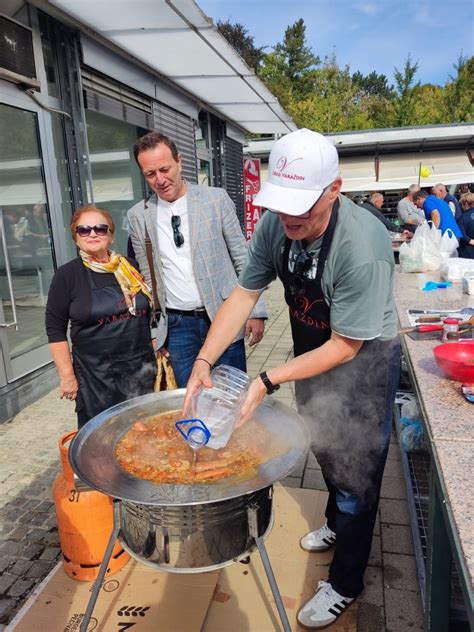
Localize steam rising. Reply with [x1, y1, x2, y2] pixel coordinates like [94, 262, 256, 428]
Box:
[295, 341, 396, 501]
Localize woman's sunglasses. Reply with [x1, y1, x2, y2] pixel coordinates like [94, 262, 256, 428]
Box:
[75, 224, 110, 237]
[171, 215, 184, 247]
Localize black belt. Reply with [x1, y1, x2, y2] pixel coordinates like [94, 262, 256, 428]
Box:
[166, 307, 209, 318]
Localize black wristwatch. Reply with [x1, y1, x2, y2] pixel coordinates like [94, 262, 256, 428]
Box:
[259, 371, 280, 395]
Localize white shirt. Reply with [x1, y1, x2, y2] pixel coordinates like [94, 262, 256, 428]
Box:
[156, 195, 204, 310]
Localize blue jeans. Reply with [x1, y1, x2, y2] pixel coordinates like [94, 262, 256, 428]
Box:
[166, 313, 246, 388]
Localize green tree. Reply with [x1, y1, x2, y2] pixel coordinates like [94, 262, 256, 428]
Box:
[352, 70, 395, 99]
[393, 54, 420, 126]
[444, 54, 474, 121]
[287, 55, 373, 132]
[216, 20, 265, 70]
[411, 84, 447, 125]
[259, 18, 320, 103]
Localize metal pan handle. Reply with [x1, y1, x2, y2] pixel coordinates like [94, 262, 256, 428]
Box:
[0, 210, 18, 329]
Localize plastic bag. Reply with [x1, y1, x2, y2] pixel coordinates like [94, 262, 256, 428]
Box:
[439, 228, 459, 260]
[400, 399, 419, 420]
[400, 420, 425, 452]
[399, 221, 441, 272]
[440, 257, 474, 282]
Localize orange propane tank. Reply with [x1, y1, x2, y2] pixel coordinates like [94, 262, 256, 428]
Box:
[52, 431, 129, 581]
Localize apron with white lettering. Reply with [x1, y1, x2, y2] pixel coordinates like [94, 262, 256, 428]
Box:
[72, 268, 156, 427]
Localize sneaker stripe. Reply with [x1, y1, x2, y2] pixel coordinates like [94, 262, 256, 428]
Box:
[332, 603, 345, 613]
[328, 607, 340, 616]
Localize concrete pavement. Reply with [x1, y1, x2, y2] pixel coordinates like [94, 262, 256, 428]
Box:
[0, 280, 424, 631]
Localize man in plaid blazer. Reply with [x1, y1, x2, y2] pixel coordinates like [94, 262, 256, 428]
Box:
[128, 132, 267, 387]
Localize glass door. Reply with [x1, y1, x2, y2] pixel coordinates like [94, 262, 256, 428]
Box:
[0, 103, 56, 384]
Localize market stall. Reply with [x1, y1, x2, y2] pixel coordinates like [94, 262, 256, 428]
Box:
[393, 268, 473, 631]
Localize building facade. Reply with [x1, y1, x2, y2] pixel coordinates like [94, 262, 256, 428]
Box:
[0, 2, 294, 421]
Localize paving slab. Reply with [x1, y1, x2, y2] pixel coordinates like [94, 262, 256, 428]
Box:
[383, 553, 420, 592]
[384, 587, 424, 631]
[379, 498, 411, 526]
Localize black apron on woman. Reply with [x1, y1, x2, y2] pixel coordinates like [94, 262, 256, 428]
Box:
[279, 202, 400, 598]
[73, 268, 156, 428]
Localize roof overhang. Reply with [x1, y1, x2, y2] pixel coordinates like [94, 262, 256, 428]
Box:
[40, 0, 296, 134]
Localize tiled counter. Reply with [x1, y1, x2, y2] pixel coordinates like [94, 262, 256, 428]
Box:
[393, 268, 473, 630]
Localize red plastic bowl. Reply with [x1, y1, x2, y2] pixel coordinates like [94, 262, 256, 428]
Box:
[433, 341, 474, 383]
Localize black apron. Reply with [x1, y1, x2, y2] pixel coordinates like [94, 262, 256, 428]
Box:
[280, 202, 394, 493]
[73, 269, 156, 428]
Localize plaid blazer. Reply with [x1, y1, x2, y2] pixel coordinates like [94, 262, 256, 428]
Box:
[127, 184, 267, 348]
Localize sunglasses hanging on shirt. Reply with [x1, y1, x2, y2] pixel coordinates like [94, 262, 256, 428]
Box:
[289, 249, 315, 297]
[171, 215, 184, 248]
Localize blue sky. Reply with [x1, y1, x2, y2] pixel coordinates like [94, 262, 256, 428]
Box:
[199, 0, 474, 86]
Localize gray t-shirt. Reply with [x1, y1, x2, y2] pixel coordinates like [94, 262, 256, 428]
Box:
[397, 197, 424, 224]
[239, 195, 397, 341]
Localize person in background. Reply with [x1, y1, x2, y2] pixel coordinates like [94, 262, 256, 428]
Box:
[26, 203, 50, 253]
[127, 132, 267, 388]
[432, 183, 462, 222]
[185, 129, 400, 629]
[457, 192, 474, 258]
[46, 205, 156, 428]
[361, 193, 412, 238]
[396, 184, 423, 231]
[413, 190, 462, 239]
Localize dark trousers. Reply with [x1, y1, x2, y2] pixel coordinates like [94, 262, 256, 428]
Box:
[297, 338, 401, 598]
[166, 312, 246, 387]
[325, 441, 389, 597]
[325, 339, 400, 597]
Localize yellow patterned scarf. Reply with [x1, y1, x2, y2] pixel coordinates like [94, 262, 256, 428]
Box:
[80, 250, 153, 315]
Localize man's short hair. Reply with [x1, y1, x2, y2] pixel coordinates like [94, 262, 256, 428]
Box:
[407, 184, 420, 195]
[370, 192, 383, 204]
[432, 183, 446, 194]
[133, 132, 180, 164]
[413, 190, 428, 203]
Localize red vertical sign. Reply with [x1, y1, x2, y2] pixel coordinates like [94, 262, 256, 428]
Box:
[243, 158, 262, 241]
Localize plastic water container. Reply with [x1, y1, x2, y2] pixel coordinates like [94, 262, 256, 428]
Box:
[190, 365, 251, 450]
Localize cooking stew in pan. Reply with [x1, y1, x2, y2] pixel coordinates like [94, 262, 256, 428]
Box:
[115, 410, 287, 484]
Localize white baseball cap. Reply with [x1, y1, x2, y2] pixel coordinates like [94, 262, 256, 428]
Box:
[253, 128, 340, 216]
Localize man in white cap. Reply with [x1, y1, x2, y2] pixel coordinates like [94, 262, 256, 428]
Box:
[185, 128, 400, 628]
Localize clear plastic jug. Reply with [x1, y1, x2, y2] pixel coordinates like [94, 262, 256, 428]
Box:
[189, 364, 251, 450]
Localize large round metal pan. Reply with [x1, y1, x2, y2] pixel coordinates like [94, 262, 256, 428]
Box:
[69, 389, 310, 506]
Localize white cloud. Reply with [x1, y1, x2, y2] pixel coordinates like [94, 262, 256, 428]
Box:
[354, 2, 381, 15]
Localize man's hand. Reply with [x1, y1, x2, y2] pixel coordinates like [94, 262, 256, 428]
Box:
[402, 230, 413, 239]
[60, 375, 78, 401]
[244, 318, 265, 346]
[236, 375, 267, 427]
[183, 359, 214, 417]
[155, 345, 169, 357]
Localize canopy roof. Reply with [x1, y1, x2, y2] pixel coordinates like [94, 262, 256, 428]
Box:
[44, 0, 296, 134]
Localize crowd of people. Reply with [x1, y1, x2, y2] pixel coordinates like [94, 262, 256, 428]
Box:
[44, 127, 472, 629]
[355, 182, 474, 258]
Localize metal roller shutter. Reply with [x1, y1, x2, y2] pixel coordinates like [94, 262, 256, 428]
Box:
[82, 69, 198, 184]
[82, 69, 153, 129]
[223, 136, 245, 229]
[153, 103, 198, 184]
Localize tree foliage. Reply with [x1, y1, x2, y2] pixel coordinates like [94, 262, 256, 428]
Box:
[216, 20, 265, 70]
[218, 18, 474, 133]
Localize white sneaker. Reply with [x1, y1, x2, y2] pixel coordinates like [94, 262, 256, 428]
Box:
[297, 580, 354, 629]
[300, 523, 336, 551]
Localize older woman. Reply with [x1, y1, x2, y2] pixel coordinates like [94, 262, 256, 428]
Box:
[46, 205, 156, 427]
[458, 192, 474, 259]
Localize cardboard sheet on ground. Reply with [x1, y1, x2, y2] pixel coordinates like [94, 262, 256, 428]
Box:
[202, 486, 357, 631]
[9, 486, 357, 632]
